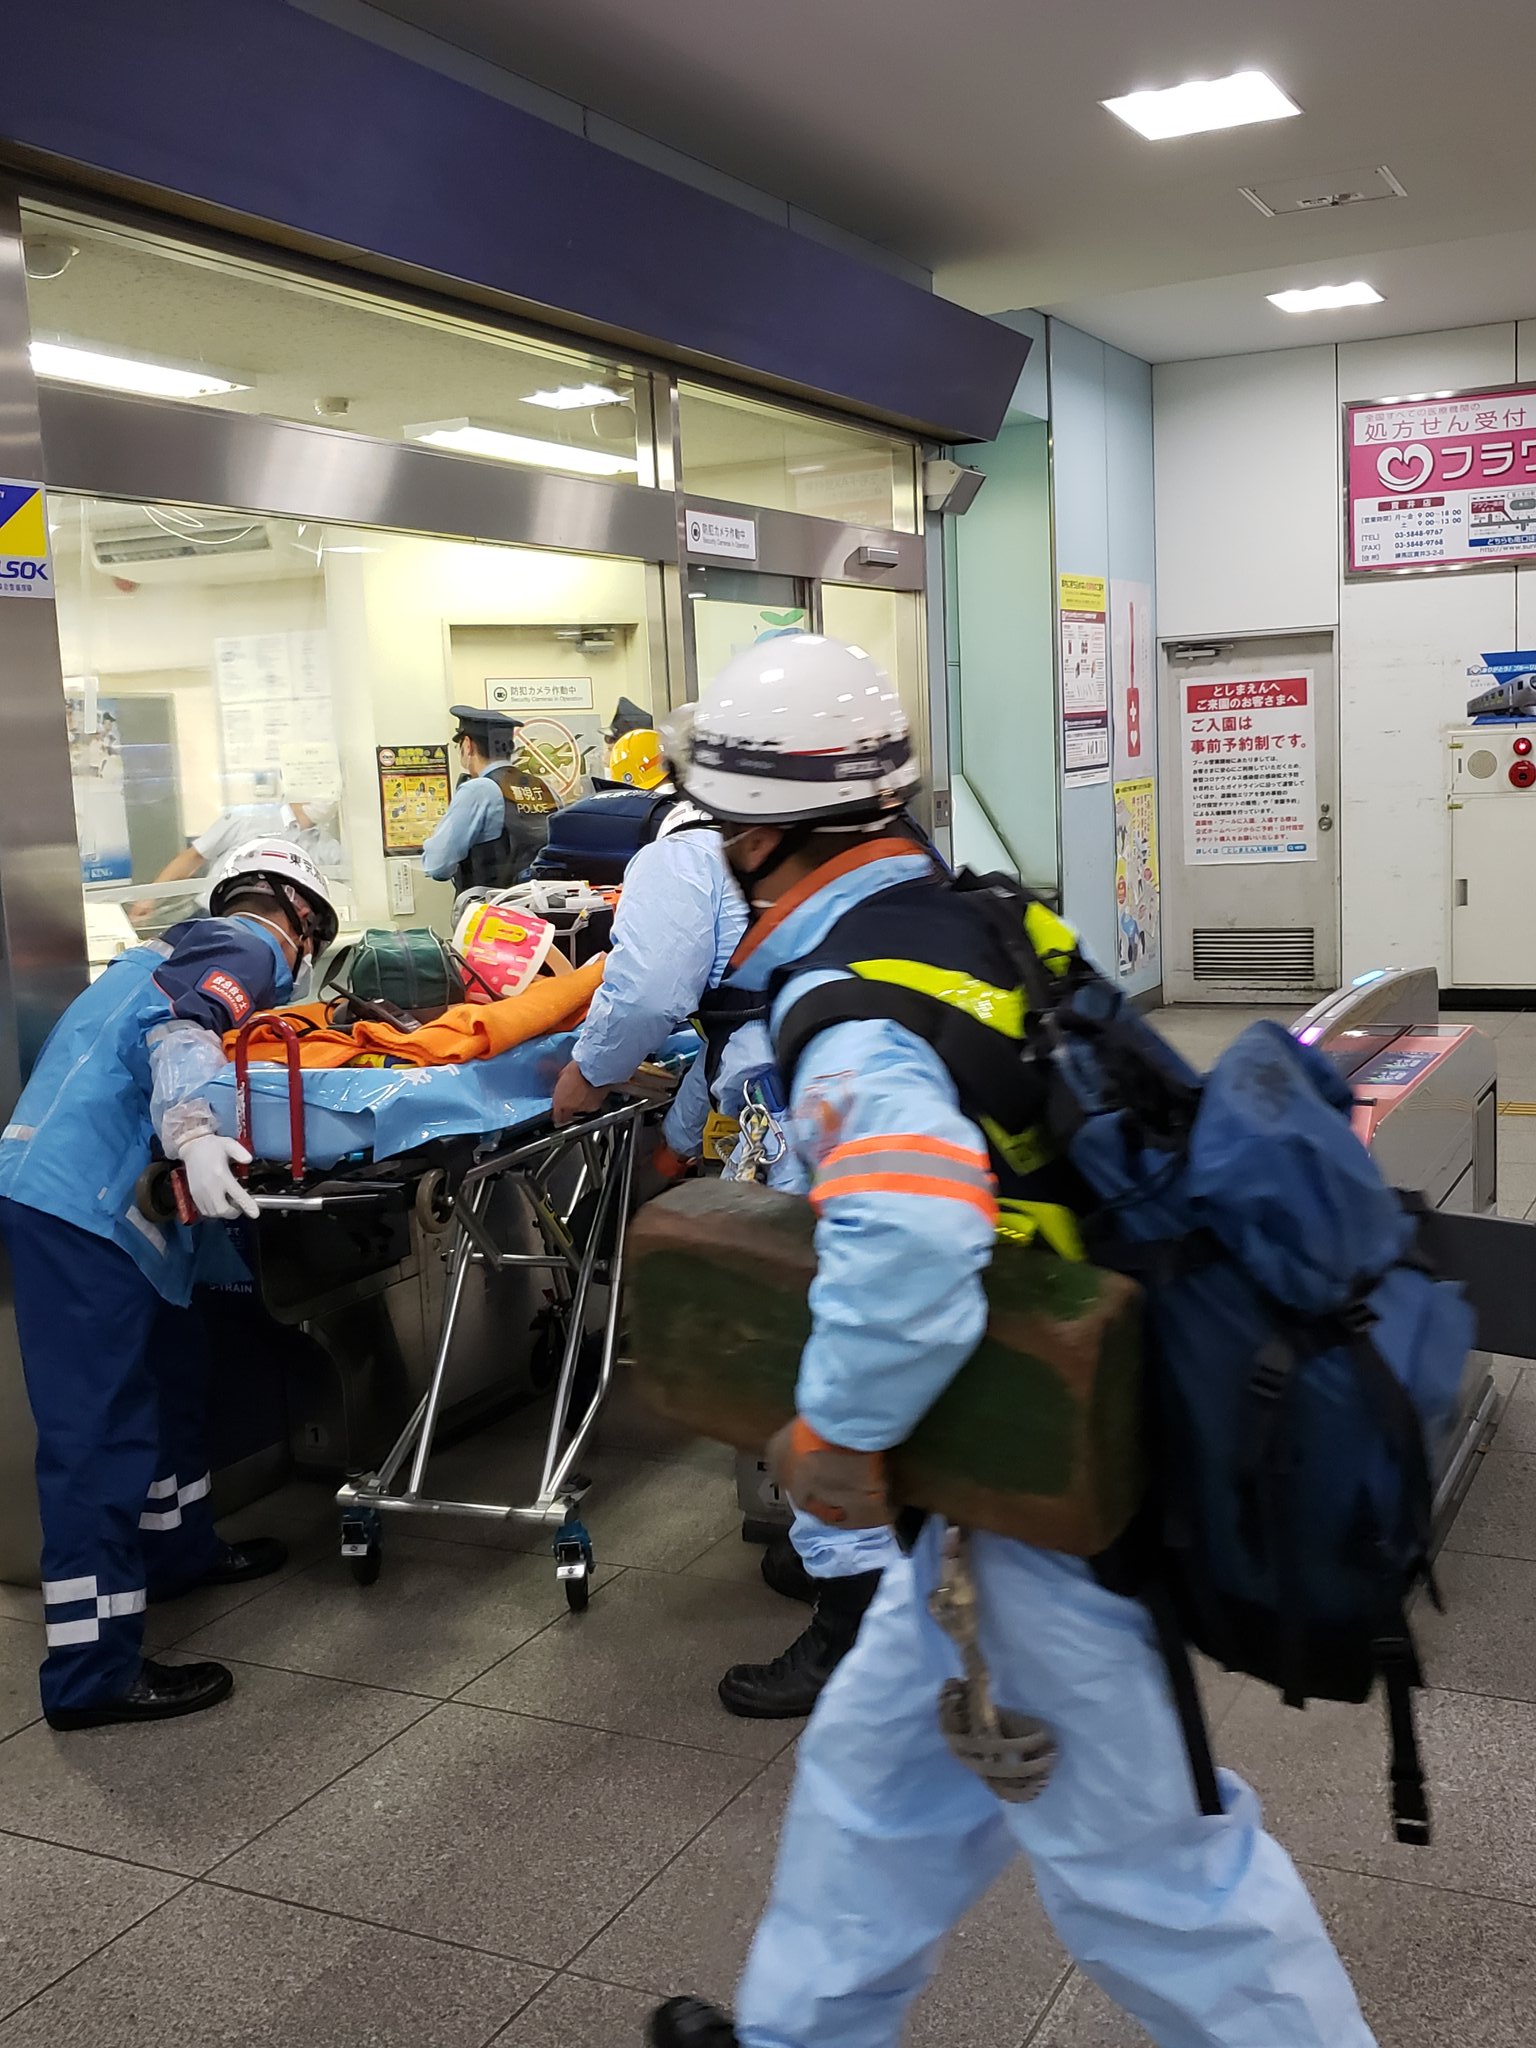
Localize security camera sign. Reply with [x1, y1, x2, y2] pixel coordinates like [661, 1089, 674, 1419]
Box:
[685, 509, 757, 560]
[1347, 382, 1536, 574]
[0, 480, 52, 600]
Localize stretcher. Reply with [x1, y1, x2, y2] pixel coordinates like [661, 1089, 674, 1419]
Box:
[188, 1012, 678, 1606]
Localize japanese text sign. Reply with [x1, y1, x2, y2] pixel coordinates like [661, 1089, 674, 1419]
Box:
[1347, 383, 1536, 574]
[1180, 672, 1317, 867]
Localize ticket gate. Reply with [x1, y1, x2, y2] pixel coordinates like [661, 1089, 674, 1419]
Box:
[1291, 966, 1501, 1532]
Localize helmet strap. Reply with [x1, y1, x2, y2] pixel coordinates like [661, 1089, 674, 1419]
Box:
[725, 821, 811, 901]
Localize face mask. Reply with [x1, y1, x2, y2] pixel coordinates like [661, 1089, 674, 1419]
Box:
[235, 911, 300, 1000]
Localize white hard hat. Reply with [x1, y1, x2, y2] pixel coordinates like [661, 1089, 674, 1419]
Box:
[679, 634, 919, 827]
[209, 836, 340, 953]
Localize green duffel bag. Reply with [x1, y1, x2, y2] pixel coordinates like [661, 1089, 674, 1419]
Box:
[627, 1177, 1144, 1558]
[325, 927, 484, 1025]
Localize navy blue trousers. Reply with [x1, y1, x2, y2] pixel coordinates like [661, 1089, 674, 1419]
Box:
[0, 1199, 220, 1714]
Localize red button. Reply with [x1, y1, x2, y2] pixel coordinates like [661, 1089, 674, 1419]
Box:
[1510, 760, 1536, 789]
[1516, 736, 1533, 757]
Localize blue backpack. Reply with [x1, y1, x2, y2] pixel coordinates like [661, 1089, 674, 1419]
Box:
[963, 873, 1473, 1844]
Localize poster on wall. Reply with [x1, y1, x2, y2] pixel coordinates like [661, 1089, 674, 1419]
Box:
[1110, 579, 1153, 781]
[1346, 382, 1536, 575]
[1180, 672, 1317, 866]
[377, 743, 451, 855]
[1058, 573, 1109, 786]
[1113, 777, 1160, 978]
[214, 630, 341, 806]
[65, 679, 131, 883]
[486, 677, 603, 800]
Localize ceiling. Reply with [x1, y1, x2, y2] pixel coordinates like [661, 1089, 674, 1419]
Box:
[361, 0, 1536, 361]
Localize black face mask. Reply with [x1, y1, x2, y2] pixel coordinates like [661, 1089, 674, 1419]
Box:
[721, 824, 813, 911]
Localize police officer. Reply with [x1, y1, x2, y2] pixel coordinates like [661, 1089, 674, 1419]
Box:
[650, 636, 1376, 2048]
[0, 839, 339, 1731]
[421, 706, 559, 894]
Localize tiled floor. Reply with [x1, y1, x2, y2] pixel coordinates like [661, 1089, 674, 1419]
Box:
[1, 1004, 1534, 2045]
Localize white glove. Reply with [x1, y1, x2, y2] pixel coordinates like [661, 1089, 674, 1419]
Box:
[178, 1134, 259, 1220]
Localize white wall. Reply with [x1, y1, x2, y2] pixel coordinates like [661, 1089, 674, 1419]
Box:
[1155, 320, 1536, 985]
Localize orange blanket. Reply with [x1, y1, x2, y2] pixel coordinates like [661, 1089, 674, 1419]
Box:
[226, 955, 605, 1068]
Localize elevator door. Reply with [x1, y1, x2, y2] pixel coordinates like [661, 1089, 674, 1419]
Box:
[1159, 631, 1339, 1003]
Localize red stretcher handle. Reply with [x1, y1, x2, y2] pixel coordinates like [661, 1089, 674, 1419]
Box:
[233, 1014, 306, 1184]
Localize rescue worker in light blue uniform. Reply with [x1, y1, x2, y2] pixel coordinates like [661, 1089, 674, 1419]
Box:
[0, 839, 340, 1732]
[650, 637, 1375, 2048]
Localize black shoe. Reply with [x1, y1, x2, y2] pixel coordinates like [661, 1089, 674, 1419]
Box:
[148, 1536, 289, 1604]
[46, 1658, 234, 1731]
[650, 1997, 739, 2048]
[202, 1537, 288, 1586]
[760, 1534, 816, 1604]
[718, 1568, 881, 1719]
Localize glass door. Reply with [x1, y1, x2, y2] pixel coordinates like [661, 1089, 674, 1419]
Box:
[685, 565, 811, 695]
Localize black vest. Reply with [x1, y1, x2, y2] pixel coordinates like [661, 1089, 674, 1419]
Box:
[455, 763, 560, 893]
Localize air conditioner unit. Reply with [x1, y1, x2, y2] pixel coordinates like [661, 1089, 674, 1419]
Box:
[88, 512, 299, 584]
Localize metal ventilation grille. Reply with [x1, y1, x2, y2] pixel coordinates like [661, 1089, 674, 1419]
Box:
[93, 521, 273, 565]
[1467, 748, 1500, 779]
[1193, 927, 1316, 985]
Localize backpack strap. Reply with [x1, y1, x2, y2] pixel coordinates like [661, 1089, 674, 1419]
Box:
[1141, 1577, 1224, 1818]
[1375, 1627, 1431, 1846]
[774, 973, 1041, 1132]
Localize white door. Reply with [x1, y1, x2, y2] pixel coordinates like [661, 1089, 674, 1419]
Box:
[1159, 631, 1339, 1004]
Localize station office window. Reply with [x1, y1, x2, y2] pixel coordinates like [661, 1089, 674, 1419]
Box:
[50, 494, 662, 970]
[22, 201, 650, 486]
[677, 382, 919, 532]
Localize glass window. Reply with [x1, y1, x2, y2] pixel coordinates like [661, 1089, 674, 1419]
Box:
[22, 202, 650, 486]
[820, 582, 930, 817]
[678, 383, 919, 531]
[50, 493, 664, 970]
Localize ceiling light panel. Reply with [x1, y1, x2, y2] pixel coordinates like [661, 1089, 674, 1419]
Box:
[1267, 281, 1384, 313]
[30, 338, 248, 399]
[1103, 71, 1301, 141]
[404, 417, 638, 476]
[523, 383, 629, 410]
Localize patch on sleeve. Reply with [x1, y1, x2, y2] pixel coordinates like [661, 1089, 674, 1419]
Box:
[198, 968, 252, 1023]
[793, 1072, 854, 1168]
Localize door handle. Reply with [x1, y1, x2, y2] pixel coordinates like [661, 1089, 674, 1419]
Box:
[1318, 802, 1334, 833]
[1456, 879, 1469, 908]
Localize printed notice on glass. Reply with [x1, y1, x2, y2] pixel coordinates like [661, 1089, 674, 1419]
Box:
[1181, 672, 1317, 866]
[377, 743, 452, 856]
[1059, 573, 1109, 786]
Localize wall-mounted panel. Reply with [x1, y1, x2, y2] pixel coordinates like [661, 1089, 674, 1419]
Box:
[1154, 347, 1339, 639]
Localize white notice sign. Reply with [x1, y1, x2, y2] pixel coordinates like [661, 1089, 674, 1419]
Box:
[1180, 671, 1317, 866]
[685, 509, 757, 560]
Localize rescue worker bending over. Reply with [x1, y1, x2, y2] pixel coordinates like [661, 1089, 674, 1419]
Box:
[0, 840, 340, 1731]
[421, 706, 559, 894]
[550, 729, 783, 1199]
[650, 636, 1377, 2048]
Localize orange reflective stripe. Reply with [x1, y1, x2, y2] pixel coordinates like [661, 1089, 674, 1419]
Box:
[821, 1132, 990, 1175]
[810, 1171, 998, 1222]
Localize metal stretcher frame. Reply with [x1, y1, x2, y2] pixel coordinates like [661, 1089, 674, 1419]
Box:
[223, 1012, 650, 1608]
[331, 1099, 645, 1604]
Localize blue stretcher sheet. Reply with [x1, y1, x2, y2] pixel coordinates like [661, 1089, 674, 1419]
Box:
[205, 1029, 698, 1171]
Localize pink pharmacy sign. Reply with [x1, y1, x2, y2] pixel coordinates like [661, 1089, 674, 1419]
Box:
[1346, 382, 1536, 574]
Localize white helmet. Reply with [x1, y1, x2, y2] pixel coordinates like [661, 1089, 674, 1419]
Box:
[209, 836, 340, 955]
[678, 634, 919, 826]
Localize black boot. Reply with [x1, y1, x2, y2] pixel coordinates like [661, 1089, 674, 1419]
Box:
[718, 1568, 881, 1718]
[46, 1657, 234, 1731]
[760, 1534, 815, 1604]
[650, 1998, 739, 2048]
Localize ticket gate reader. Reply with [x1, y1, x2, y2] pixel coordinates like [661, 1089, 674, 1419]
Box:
[1292, 966, 1501, 1532]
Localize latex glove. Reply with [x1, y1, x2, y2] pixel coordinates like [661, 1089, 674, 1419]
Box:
[768, 1417, 892, 1529]
[551, 1059, 610, 1128]
[179, 1134, 259, 1220]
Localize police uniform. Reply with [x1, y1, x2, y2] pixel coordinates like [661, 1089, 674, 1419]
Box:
[420, 706, 559, 892]
[0, 916, 292, 1717]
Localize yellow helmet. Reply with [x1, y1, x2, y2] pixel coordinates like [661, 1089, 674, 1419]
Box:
[608, 726, 668, 789]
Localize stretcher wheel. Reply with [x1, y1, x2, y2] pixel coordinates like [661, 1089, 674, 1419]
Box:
[414, 1168, 454, 1236]
[349, 1544, 382, 1586]
[563, 1570, 590, 1613]
[555, 1519, 593, 1613]
[134, 1160, 179, 1224]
